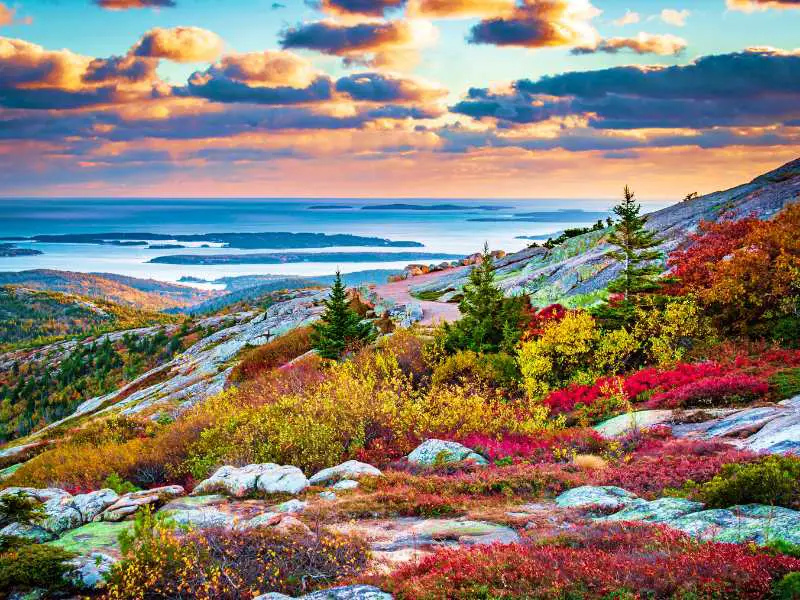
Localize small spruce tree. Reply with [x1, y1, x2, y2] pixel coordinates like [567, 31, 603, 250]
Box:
[444, 243, 525, 353]
[595, 185, 664, 326]
[311, 270, 374, 359]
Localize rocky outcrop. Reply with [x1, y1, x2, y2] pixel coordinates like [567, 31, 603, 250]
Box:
[407, 439, 488, 466]
[595, 396, 800, 455]
[309, 461, 382, 486]
[98, 486, 184, 522]
[557, 486, 800, 546]
[191, 464, 309, 498]
[0, 487, 120, 538]
[408, 158, 800, 302]
[255, 585, 392, 600]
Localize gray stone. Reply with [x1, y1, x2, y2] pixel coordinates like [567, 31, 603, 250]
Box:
[407, 439, 488, 466]
[72, 489, 119, 522]
[309, 460, 382, 486]
[99, 485, 184, 521]
[0, 522, 55, 542]
[332, 479, 359, 491]
[273, 499, 308, 514]
[68, 552, 116, 590]
[594, 410, 673, 438]
[192, 464, 308, 498]
[319, 491, 337, 501]
[600, 497, 705, 524]
[254, 587, 392, 600]
[555, 486, 638, 510]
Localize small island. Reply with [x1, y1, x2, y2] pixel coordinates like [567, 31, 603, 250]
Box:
[0, 243, 43, 257]
[362, 203, 512, 211]
[149, 251, 463, 265]
[307, 204, 354, 210]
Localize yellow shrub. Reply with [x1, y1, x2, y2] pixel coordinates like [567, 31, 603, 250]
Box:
[633, 297, 712, 366]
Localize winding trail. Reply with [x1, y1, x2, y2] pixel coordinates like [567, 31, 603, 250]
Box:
[372, 267, 466, 325]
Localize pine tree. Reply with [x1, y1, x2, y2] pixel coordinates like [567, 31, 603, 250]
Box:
[311, 270, 375, 359]
[444, 243, 525, 353]
[596, 186, 664, 326]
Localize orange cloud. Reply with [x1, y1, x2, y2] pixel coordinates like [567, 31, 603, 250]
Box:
[574, 32, 688, 56]
[469, 0, 601, 50]
[407, 0, 515, 19]
[210, 51, 318, 89]
[727, 0, 800, 11]
[95, 0, 176, 9]
[133, 27, 223, 63]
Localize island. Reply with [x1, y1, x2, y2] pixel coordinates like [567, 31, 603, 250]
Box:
[362, 203, 512, 211]
[149, 244, 187, 250]
[307, 204, 354, 210]
[149, 251, 463, 265]
[470, 209, 608, 223]
[0, 243, 43, 257]
[12, 231, 424, 249]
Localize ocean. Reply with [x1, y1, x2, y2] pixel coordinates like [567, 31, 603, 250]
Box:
[0, 198, 670, 287]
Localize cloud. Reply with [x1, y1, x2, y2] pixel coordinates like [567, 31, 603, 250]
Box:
[450, 48, 800, 130]
[727, 0, 800, 11]
[572, 33, 687, 56]
[94, 0, 176, 9]
[407, 0, 515, 19]
[205, 51, 319, 88]
[660, 8, 690, 26]
[468, 0, 601, 50]
[335, 72, 447, 103]
[612, 9, 640, 25]
[319, 0, 407, 17]
[132, 27, 223, 63]
[280, 19, 437, 68]
[0, 3, 13, 27]
[0, 36, 169, 109]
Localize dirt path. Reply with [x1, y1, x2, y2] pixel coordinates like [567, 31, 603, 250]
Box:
[373, 267, 466, 325]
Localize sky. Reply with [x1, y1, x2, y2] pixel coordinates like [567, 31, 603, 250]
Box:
[0, 0, 798, 200]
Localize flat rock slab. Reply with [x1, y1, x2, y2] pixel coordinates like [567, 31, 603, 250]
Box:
[555, 486, 638, 510]
[256, 585, 392, 600]
[600, 497, 706, 524]
[309, 461, 382, 486]
[594, 411, 674, 438]
[49, 521, 132, 558]
[159, 495, 304, 530]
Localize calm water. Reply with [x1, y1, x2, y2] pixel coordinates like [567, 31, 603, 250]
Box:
[0, 198, 669, 286]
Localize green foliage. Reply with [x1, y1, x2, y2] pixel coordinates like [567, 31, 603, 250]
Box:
[118, 504, 177, 557]
[0, 325, 191, 442]
[771, 368, 800, 400]
[0, 537, 77, 595]
[311, 270, 375, 359]
[774, 572, 800, 600]
[595, 186, 664, 327]
[768, 540, 800, 559]
[103, 472, 139, 495]
[443, 244, 526, 353]
[699, 455, 800, 509]
[431, 350, 520, 391]
[539, 219, 608, 249]
[0, 492, 45, 527]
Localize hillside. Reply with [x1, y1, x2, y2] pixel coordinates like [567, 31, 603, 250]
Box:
[0, 270, 219, 311]
[0, 286, 176, 349]
[408, 157, 800, 307]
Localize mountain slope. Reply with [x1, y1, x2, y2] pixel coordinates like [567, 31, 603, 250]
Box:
[0, 270, 219, 311]
[410, 157, 800, 305]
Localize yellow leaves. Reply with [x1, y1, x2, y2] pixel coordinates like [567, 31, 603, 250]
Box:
[633, 297, 712, 367]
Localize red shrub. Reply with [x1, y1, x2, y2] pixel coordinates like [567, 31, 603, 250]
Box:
[597, 439, 758, 498]
[380, 523, 800, 600]
[646, 374, 770, 409]
[459, 429, 608, 463]
[523, 304, 569, 340]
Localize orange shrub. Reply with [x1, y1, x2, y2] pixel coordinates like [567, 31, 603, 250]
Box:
[230, 326, 314, 383]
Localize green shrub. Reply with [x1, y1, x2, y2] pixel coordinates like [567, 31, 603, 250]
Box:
[774, 572, 800, 600]
[0, 538, 77, 594]
[768, 540, 800, 559]
[103, 472, 140, 495]
[0, 492, 45, 527]
[431, 350, 520, 391]
[771, 368, 800, 401]
[698, 455, 800, 509]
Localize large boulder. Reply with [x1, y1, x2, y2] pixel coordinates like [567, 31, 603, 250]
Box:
[555, 486, 638, 510]
[406, 439, 488, 466]
[98, 486, 184, 522]
[667, 504, 800, 545]
[0, 487, 119, 535]
[309, 461, 382, 486]
[600, 497, 705, 524]
[192, 464, 309, 498]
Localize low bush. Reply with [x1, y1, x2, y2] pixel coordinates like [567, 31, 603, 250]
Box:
[698, 455, 800, 509]
[774, 571, 800, 600]
[646, 373, 770, 409]
[460, 429, 608, 463]
[771, 368, 800, 400]
[106, 507, 369, 600]
[597, 439, 756, 499]
[230, 326, 314, 383]
[0, 536, 78, 596]
[379, 523, 800, 599]
[0, 491, 46, 527]
[430, 350, 520, 392]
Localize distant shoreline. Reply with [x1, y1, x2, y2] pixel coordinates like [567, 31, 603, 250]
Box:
[150, 252, 463, 266]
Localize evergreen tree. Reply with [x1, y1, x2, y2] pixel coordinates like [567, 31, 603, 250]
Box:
[595, 186, 664, 326]
[311, 270, 375, 359]
[444, 244, 525, 353]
